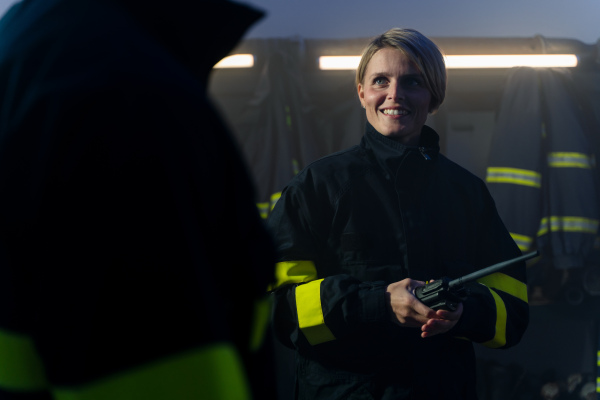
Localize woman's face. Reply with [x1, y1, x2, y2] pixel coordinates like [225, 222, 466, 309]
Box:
[358, 47, 432, 145]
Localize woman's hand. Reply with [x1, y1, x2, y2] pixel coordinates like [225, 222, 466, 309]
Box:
[386, 279, 436, 328]
[420, 303, 463, 338]
[386, 279, 463, 338]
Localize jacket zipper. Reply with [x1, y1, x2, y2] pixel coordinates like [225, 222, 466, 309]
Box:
[419, 147, 431, 161]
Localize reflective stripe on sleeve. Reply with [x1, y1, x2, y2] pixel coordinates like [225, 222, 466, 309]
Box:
[295, 279, 335, 346]
[481, 288, 507, 349]
[0, 329, 48, 392]
[272, 260, 317, 289]
[548, 152, 594, 169]
[486, 167, 541, 188]
[52, 343, 251, 400]
[477, 272, 528, 303]
[538, 216, 599, 236]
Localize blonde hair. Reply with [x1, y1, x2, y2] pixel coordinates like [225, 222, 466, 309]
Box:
[356, 28, 447, 113]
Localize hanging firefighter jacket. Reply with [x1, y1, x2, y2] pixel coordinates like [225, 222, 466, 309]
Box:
[486, 67, 600, 270]
[211, 38, 367, 220]
[215, 38, 321, 219]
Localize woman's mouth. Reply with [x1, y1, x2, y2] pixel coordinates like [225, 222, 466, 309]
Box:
[381, 109, 409, 116]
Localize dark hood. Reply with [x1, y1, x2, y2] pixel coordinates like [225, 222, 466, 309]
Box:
[114, 0, 264, 81]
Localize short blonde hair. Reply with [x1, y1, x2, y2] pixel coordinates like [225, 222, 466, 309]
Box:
[356, 28, 446, 113]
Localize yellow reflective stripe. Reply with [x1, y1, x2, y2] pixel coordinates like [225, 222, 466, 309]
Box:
[285, 106, 292, 128]
[0, 329, 48, 391]
[486, 167, 541, 188]
[548, 152, 594, 169]
[538, 216, 600, 236]
[477, 272, 528, 303]
[256, 202, 269, 219]
[53, 343, 250, 400]
[510, 232, 533, 252]
[257, 191, 283, 219]
[481, 288, 507, 349]
[270, 192, 281, 211]
[249, 297, 272, 352]
[292, 159, 300, 175]
[272, 260, 317, 289]
[597, 351, 600, 393]
[295, 279, 335, 346]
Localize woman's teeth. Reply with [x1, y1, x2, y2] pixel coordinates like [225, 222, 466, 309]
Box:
[382, 109, 407, 115]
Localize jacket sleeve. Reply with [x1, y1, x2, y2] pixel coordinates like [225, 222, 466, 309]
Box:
[448, 184, 529, 349]
[267, 182, 390, 350]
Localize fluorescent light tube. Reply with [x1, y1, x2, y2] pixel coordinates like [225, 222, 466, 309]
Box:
[318, 54, 578, 70]
[214, 54, 254, 69]
[319, 56, 361, 70]
[445, 54, 578, 68]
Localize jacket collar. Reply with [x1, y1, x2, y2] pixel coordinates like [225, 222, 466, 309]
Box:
[363, 121, 440, 157]
[362, 122, 440, 179]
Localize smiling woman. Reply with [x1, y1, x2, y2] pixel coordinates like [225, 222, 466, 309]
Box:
[353, 28, 448, 144]
[267, 27, 529, 400]
[357, 48, 432, 144]
[355, 28, 446, 112]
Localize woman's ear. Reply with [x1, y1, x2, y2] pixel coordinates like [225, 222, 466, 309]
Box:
[357, 83, 365, 108]
[428, 98, 437, 114]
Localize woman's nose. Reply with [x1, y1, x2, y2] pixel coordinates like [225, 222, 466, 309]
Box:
[387, 83, 404, 100]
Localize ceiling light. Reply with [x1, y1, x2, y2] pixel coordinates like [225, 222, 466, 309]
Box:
[445, 54, 578, 68]
[319, 56, 361, 70]
[318, 54, 578, 70]
[214, 54, 254, 69]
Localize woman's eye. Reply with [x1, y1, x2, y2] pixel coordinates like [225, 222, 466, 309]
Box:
[405, 77, 423, 87]
[373, 77, 387, 85]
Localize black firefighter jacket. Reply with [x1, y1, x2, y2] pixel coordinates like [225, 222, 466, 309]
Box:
[268, 123, 529, 400]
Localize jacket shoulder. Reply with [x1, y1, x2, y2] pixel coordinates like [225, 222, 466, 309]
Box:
[438, 154, 487, 188]
[288, 145, 367, 195]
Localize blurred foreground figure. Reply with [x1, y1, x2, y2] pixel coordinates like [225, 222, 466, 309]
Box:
[0, 0, 275, 399]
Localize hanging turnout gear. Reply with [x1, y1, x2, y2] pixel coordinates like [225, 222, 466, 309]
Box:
[486, 67, 600, 270]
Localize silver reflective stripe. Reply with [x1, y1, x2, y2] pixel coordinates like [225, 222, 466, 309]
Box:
[538, 216, 599, 236]
[486, 167, 542, 188]
[548, 152, 594, 169]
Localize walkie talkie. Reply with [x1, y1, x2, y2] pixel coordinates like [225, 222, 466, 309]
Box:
[414, 251, 539, 311]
